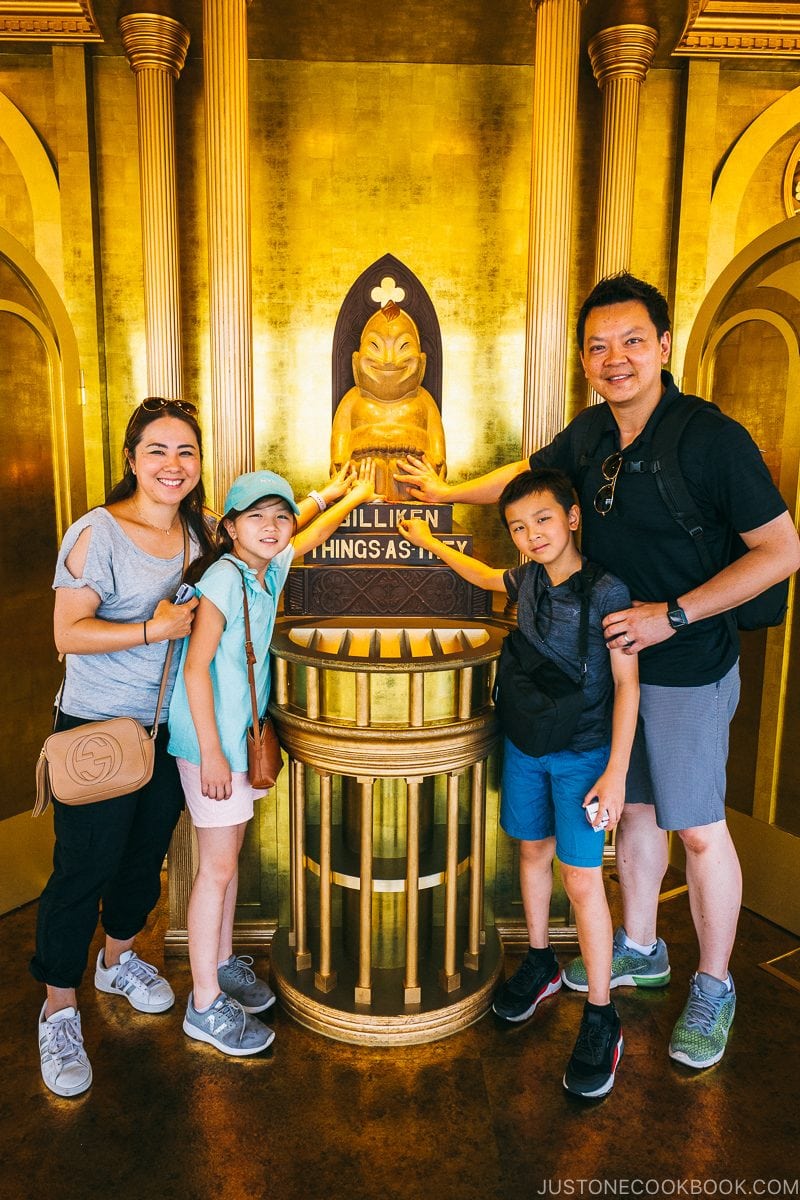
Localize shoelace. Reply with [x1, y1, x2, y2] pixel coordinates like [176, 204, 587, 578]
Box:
[208, 996, 246, 1044]
[45, 1013, 85, 1068]
[512, 953, 554, 993]
[573, 1014, 611, 1066]
[116, 955, 160, 993]
[683, 983, 725, 1034]
[224, 955, 257, 985]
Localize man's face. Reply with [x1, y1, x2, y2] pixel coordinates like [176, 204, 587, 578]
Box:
[353, 313, 425, 403]
[580, 299, 671, 413]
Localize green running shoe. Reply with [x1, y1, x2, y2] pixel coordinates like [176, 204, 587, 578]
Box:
[669, 972, 735, 1068]
[561, 926, 671, 992]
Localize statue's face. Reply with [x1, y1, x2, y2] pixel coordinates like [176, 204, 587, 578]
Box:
[353, 311, 426, 403]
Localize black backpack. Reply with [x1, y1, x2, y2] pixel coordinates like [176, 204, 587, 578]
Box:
[492, 564, 601, 758]
[576, 395, 788, 632]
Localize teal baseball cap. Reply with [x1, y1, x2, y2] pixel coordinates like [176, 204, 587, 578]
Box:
[223, 470, 300, 516]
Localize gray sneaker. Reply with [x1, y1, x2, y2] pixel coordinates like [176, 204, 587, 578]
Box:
[669, 973, 736, 1068]
[38, 1003, 92, 1098]
[217, 954, 276, 1014]
[183, 992, 275, 1056]
[562, 926, 671, 992]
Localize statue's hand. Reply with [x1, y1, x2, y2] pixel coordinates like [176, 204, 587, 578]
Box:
[393, 455, 452, 503]
[398, 517, 435, 550]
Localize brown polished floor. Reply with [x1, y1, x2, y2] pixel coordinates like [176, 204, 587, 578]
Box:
[2, 874, 798, 1200]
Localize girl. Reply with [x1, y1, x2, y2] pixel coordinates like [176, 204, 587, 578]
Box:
[34, 398, 213, 1098]
[168, 462, 376, 1055]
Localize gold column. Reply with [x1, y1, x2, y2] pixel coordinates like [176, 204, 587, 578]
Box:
[588, 18, 659, 283]
[315, 773, 336, 993]
[292, 759, 311, 971]
[355, 777, 374, 1005]
[522, 0, 584, 454]
[438, 772, 462, 994]
[202, 0, 254, 505]
[119, 12, 189, 400]
[403, 776, 422, 1006]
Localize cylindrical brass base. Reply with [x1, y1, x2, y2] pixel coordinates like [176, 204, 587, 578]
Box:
[271, 925, 503, 1046]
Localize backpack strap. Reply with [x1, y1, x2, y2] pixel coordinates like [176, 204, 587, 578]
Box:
[575, 403, 615, 494]
[575, 562, 603, 678]
[626, 394, 736, 640]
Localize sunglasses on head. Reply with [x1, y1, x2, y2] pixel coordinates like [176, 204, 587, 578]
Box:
[139, 396, 198, 417]
[593, 451, 624, 517]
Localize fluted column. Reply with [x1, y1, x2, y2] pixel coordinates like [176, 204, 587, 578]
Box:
[202, 0, 253, 507]
[589, 21, 659, 283]
[119, 13, 189, 399]
[522, 0, 584, 455]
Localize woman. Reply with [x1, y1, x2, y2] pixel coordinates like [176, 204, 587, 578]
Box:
[30, 397, 213, 1098]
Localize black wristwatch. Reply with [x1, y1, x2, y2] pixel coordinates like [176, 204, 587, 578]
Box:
[666, 599, 689, 630]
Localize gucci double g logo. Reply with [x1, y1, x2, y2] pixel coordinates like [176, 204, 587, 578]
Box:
[66, 732, 124, 785]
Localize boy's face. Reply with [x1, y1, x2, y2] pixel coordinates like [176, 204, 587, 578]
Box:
[504, 489, 581, 577]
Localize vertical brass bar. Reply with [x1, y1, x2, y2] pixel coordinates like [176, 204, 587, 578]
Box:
[306, 665, 320, 720]
[439, 772, 461, 993]
[287, 756, 296, 948]
[355, 776, 374, 1005]
[315, 772, 337, 992]
[293, 760, 311, 970]
[355, 671, 370, 728]
[404, 777, 422, 1005]
[409, 672, 424, 727]
[274, 655, 288, 706]
[464, 759, 485, 970]
[458, 666, 473, 721]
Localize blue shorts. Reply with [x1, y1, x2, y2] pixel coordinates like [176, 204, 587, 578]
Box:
[500, 738, 611, 868]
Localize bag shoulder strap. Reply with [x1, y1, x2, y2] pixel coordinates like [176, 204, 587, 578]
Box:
[576, 562, 602, 674]
[148, 519, 192, 736]
[234, 564, 262, 735]
[575, 403, 614, 490]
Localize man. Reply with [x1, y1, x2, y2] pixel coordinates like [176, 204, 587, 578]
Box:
[395, 273, 800, 1068]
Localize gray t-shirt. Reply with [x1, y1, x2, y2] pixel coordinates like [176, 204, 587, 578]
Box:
[503, 560, 631, 752]
[53, 507, 197, 723]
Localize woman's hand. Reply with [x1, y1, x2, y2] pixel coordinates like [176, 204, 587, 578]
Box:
[398, 516, 436, 550]
[146, 595, 199, 644]
[200, 749, 232, 801]
[393, 455, 452, 503]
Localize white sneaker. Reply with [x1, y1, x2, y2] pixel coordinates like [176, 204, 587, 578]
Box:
[94, 949, 175, 1013]
[38, 1003, 92, 1098]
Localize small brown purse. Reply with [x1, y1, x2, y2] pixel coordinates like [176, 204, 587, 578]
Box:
[238, 568, 283, 790]
[33, 524, 190, 817]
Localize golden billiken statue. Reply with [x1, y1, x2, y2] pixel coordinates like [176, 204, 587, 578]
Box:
[330, 300, 446, 502]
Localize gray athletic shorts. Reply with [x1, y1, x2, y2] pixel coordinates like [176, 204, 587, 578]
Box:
[625, 661, 740, 832]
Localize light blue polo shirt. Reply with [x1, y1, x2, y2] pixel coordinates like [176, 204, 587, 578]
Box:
[168, 547, 293, 772]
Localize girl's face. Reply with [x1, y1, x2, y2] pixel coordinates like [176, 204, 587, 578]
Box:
[226, 498, 295, 569]
[126, 416, 202, 507]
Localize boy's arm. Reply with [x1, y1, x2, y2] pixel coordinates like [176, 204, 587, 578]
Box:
[292, 459, 378, 560]
[181, 595, 232, 801]
[583, 647, 639, 831]
[398, 517, 508, 593]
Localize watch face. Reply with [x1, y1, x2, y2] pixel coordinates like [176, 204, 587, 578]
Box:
[668, 606, 687, 629]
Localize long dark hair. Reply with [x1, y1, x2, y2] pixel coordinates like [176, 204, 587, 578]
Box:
[106, 399, 214, 558]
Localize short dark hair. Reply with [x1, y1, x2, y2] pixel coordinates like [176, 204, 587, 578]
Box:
[576, 272, 671, 348]
[498, 468, 578, 528]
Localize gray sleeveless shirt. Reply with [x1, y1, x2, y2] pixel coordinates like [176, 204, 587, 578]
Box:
[53, 507, 197, 722]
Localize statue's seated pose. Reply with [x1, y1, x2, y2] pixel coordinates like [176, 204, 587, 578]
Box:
[331, 301, 446, 502]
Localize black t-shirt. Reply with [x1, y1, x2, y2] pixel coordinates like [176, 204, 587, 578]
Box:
[529, 372, 787, 687]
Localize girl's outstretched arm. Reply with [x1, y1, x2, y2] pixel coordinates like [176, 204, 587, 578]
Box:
[292, 459, 380, 559]
[182, 595, 232, 801]
[294, 463, 355, 532]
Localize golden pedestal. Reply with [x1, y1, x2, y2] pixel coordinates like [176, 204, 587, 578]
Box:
[268, 616, 505, 1045]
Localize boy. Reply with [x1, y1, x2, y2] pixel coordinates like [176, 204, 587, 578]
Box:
[399, 467, 639, 1098]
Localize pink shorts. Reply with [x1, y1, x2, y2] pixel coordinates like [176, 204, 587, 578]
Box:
[176, 757, 264, 828]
